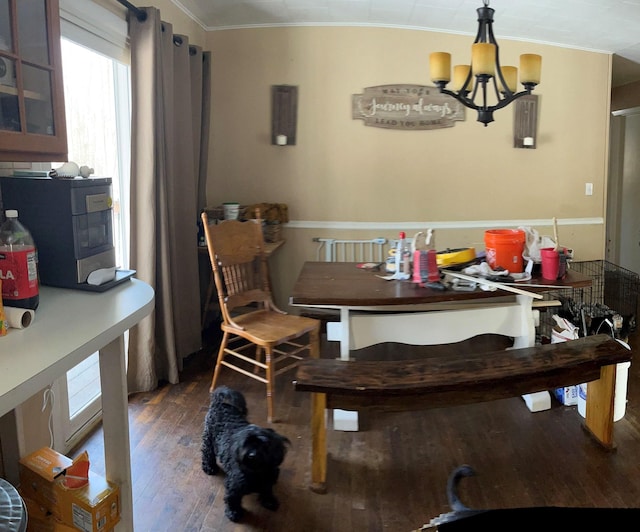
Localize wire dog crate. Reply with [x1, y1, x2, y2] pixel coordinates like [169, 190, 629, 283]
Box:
[539, 260, 640, 341]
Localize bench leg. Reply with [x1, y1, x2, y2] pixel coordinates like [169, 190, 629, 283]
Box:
[310, 392, 327, 493]
[583, 364, 617, 450]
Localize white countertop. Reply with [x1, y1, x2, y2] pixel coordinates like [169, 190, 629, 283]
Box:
[0, 278, 155, 417]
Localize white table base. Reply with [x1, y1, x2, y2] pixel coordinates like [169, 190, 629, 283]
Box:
[324, 294, 548, 431]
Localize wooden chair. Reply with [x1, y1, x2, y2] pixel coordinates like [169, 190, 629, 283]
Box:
[201, 211, 320, 422]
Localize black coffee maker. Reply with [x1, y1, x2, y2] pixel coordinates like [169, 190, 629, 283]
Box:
[0, 175, 116, 290]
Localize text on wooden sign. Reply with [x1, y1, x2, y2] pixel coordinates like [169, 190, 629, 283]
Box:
[352, 84, 465, 130]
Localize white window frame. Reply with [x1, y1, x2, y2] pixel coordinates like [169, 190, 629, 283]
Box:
[49, 0, 130, 453]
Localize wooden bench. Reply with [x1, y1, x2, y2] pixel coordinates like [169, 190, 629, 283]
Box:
[293, 334, 632, 493]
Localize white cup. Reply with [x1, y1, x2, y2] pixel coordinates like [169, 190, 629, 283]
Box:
[223, 202, 240, 220]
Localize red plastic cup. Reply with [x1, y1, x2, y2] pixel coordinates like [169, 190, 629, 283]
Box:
[540, 247, 559, 280]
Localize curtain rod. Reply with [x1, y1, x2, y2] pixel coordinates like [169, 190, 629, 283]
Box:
[116, 0, 147, 22]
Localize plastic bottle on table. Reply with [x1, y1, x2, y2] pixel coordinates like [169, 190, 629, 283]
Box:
[426, 229, 440, 283]
[401, 233, 412, 276]
[394, 232, 404, 274]
[0, 210, 39, 310]
[393, 231, 411, 279]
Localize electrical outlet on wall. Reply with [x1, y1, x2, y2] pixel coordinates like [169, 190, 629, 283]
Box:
[585, 183, 593, 196]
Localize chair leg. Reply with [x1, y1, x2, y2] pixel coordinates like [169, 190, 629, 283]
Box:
[265, 346, 275, 423]
[254, 346, 264, 374]
[210, 332, 229, 392]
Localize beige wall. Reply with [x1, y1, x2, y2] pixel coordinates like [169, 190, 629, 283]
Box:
[205, 27, 612, 307]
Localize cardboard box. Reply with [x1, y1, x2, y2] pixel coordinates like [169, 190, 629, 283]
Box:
[56, 470, 119, 532]
[19, 447, 73, 511]
[554, 385, 579, 406]
[24, 496, 80, 532]
[19, 447, 120, 532]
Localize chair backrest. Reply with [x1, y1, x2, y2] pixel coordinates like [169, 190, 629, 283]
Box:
[201, 212, 273, 324]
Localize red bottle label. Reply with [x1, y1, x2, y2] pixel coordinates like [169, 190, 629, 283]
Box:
[0, 248, 39, 301]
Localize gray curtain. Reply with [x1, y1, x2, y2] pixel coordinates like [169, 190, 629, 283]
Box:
[127, 7, 211, 392]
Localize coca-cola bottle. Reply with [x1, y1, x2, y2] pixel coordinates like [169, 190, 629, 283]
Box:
[0, 210, 39, 310]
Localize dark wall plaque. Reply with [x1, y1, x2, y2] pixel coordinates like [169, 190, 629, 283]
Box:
[271, 85, 298, 145]
[513, 94, 538, 149]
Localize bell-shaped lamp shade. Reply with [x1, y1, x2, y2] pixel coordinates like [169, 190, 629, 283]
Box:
[430, 52, 451, 83]
[452, 65, 473, 92]
[499, 66, 518, 93]
[520, 54, 542, 85]
[472, 43, 495, 76]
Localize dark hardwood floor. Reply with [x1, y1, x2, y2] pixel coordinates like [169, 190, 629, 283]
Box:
[73, 327, 640, 531]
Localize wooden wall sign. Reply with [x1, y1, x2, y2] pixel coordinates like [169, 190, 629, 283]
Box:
[352, 84, 465, 130]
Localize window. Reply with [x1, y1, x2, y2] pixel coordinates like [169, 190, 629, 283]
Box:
[50, 1, 130, 452]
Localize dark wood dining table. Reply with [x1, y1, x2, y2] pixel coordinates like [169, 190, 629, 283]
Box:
[290, 261, 593, 428]
[291, 261, 591, 308]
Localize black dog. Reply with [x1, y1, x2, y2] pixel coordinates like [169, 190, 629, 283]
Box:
[201, 386, 290, 522]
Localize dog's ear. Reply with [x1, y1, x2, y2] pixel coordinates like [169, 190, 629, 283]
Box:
[266, 428, 291, 447]
[214, 387, 248, 415]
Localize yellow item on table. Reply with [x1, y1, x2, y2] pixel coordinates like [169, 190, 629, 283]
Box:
[436, 247, 476, 267]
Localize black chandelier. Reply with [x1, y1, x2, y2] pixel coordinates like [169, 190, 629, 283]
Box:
[429, 0, 541, 126]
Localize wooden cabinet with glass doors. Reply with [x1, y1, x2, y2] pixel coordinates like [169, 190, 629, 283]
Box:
[0, 0, 67, 162]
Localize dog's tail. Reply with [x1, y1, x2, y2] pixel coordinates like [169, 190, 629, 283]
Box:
[420, 465, 487, 529]
[446, 464, 475, 512]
